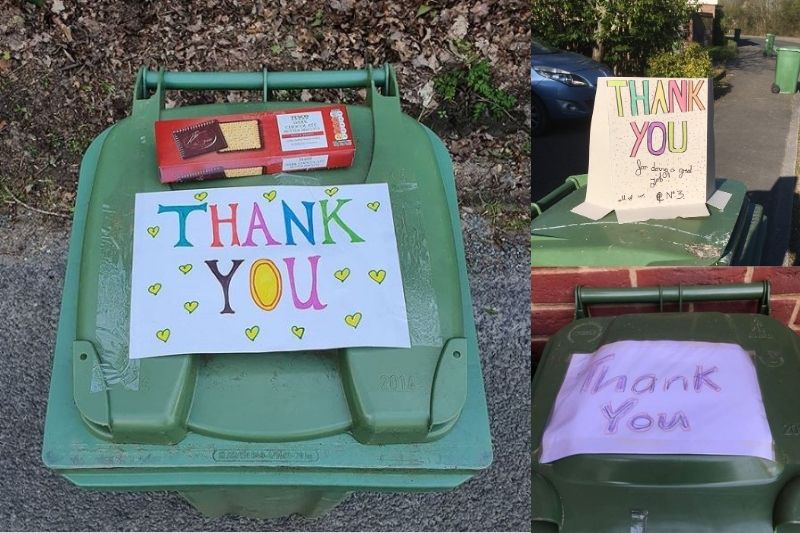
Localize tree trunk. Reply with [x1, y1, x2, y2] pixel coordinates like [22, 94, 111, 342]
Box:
[592, 42, 605, 62]
[593, 1, 606, 63]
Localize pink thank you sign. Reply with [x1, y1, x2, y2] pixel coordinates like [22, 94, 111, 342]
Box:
[540, 340, 774, 463]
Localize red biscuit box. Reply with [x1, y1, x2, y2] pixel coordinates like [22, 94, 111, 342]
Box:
[154, 105, 355, 184]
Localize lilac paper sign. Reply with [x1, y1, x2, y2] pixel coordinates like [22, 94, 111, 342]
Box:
[540, 340, 774, 463]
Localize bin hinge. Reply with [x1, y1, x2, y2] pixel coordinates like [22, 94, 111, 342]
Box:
[575, 281, 771, 319]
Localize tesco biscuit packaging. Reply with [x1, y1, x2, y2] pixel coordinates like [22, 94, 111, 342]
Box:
[154, 105, 355, 183]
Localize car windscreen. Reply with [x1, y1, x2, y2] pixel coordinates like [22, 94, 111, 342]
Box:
[532, 41, 558, 54]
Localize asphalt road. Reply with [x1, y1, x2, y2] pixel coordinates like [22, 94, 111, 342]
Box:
[714, 36, 800, 264]
[0, 211, 530, 531]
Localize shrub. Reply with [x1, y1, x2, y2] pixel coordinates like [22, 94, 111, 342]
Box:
[532, 0, 696, 75]
[708, 44, 738, 63]
[433, 59, 516, 121]
[647, 43, 714, 78]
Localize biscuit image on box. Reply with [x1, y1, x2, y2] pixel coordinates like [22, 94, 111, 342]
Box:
[224, 166, 265, 178]
[218, 120, 263, 152]
[175, 166, 227, 183]
[173, 120, 228, 159]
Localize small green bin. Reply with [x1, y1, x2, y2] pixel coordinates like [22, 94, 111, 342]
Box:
[772, 47, 800, 94]
[531, 175, 767, 266]
[42, 66, 492, 518]
[765, 33, 776, 56]
[533, 282, 800, 532]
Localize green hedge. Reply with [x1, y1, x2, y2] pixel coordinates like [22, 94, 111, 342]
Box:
[647, 43, 714, 78]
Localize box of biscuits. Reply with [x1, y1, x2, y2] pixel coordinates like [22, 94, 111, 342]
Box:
[154, 105, 355, 183]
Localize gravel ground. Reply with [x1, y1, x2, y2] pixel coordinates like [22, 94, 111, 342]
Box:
[0, 211, 530, 532]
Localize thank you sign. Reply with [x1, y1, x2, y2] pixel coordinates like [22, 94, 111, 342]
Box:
[573, 77, 716, 223]
[129, 184, 410, 359]
[540, 340, 774, 463]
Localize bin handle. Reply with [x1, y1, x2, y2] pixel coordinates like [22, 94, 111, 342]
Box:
[136, 65, 393, 100]
[574, 281, 771, 319]
[531, 174, 586, 220]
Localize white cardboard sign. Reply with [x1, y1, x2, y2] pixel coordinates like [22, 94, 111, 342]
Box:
[540, 340, 774, 463]
[129, 184, 410, 359]
[573, 77, 716, 223]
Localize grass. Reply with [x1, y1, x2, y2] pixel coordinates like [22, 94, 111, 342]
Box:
[479, 200, 529, 233]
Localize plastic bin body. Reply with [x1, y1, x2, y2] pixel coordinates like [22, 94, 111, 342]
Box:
[766, 33, 776, 56]
[533, 287, 800, 532]
[774, 47, 800, 94]
[531, 175, 767, 266]
[41, 67, 492, 518]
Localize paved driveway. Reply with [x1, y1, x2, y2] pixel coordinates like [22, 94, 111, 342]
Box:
[714, 36, 800, 264]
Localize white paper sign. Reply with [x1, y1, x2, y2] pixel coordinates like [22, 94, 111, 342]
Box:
[540, 340, 773, 463]
[129, 184, 410, 359]
[573, 77, 716, 223]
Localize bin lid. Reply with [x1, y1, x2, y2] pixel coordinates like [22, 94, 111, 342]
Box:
[533, 310, 800, 532]
[531, 177, 763, 266]
[42, 68, 491, 485]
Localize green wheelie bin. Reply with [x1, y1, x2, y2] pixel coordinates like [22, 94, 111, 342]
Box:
[765, 33, 776, 57]
[772, 47, 800, 94]
[41, 66, 492, 518]
[533, 282, 800, 532]
[531, 175, 767, 266]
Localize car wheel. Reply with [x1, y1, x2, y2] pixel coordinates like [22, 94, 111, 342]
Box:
[532, 93, 549, 136]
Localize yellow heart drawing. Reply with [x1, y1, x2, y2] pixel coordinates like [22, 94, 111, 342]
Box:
[156, 329, 170, 342]
[147, 226, 160, 238]
[179, 264, 193, 274]
[291, 326, 305, 339]
[184, 301, 199, 313]
[345, 312, 362, 328]
[334, 268, 351, 282]
[325, 187, 339, 197]
[148, 283, 162, 295]
[245, 325, 260, 341]
[263, 190, 277, 202]
[368, 270, 386, 284]
[194, 192, 208, 201]
[367, 201, 380, 212]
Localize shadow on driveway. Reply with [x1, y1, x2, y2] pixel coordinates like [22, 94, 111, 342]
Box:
[748, 176, 798, 265]
[532, 121, 590, 202]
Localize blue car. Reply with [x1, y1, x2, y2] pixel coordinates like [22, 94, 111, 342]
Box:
[531, 40, 613, 136]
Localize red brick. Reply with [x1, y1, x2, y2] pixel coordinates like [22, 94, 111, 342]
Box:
[752, 268, 800, 295]
[531, 267, 631, 304]
[771, 297, 798, 326]
[532, 338, 549, 362]
[635, 267, 748, 287]
[692, 300, 760, 314]
[532, 306, 574, 336]
[588, 303, 682, 316]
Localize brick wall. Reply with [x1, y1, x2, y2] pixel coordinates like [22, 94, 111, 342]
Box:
[531, 267, 800, 360]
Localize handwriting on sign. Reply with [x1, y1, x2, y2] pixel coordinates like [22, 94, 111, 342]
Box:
[539, 340, 774, 463]
[579, 353, 721, 434]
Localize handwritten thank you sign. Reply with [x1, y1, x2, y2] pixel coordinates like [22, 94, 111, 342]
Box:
[129, 184, 410, 359]
[540, 340, 773, 463]
[573, 77, 716, 223]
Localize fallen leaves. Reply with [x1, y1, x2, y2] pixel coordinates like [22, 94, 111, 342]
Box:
[0, 0, 531, 217]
